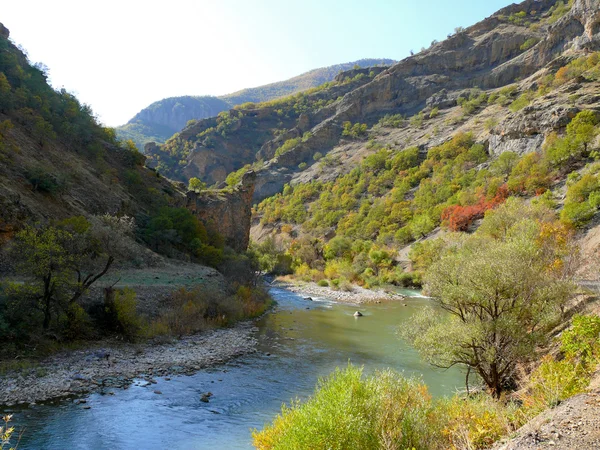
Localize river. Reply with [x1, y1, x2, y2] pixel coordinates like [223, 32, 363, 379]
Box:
[10, 287, 464, 449]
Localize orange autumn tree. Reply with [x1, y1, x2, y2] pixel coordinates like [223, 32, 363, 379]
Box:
[441, 185, 509, 231]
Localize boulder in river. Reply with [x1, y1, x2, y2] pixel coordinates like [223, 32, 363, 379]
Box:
[353, 311, 363, 317]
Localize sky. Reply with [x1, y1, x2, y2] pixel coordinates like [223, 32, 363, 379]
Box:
[2, 0, 514, 126]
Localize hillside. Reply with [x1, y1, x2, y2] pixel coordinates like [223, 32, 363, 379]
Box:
[115, 58, 394, 151]
[145, 0, 600, 287]
[116, 96, 231, 152]
[220, 58, 396, 105]
[0, 23, 184, 245]
[145, 65, 391, 183]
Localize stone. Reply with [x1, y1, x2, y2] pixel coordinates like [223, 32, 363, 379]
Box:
[186, 171, 256, 252]
[353, 311, 363, 317]
[154, 390, 162, 395]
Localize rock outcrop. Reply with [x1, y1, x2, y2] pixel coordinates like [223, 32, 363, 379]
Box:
[186, 171, 256, 252]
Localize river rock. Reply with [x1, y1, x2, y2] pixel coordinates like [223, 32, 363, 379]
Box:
[353, 311, 363, 317]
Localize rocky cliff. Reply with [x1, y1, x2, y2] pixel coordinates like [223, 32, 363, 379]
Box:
[185, 171, 256, 252]
[154, 0, 600, 203]
[116, 59, 395, 151]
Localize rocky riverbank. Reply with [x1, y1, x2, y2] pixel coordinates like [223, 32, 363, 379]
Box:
[272, 279, 406, 304]
[0, 323, 258, 406]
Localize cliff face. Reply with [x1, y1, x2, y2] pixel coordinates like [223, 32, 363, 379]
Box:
[154, 0, 600, 203]
[116, 59, 395, 152]
[185, 171, 256, 252]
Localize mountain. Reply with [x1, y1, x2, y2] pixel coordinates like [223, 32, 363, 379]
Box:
[220, 58, 396, 105]
[145, 0, 600, 284]
[115, 58, 395, 150]
[116, 96, 231, 152]
[0, 23, 254, 259]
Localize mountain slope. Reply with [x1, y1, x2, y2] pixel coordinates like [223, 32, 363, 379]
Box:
[116, 96, 231, 151]
[115, 58, 395, 151]
[220, 58, 396, 105]
[142, 0, 600, 291]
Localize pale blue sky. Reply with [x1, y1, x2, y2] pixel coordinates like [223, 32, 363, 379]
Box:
[2, 0, 514, 126]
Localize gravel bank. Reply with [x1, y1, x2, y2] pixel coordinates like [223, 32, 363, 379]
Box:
[0, 323, 258, 406]
[273, 280, 406, 304]
[494, 385, 600, 449]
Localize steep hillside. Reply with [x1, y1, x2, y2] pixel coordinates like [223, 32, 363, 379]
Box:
[115, 58, 394, 151]
[143, 0, 600, 290]
[116, 96, 231, 151]
[0, 23, 255, 260]
[220, 58, 396, 105]
[146, 65, 390, 184]
[0, 23, 181, 242]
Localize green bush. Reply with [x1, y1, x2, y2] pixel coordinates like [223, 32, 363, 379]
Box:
[25, 165, 66, 194]
[113, 288, 142, 341]
[509, 91, 533, 112]
[253, 365, 514, 450]
[317, 279, 329, 287]
[520, 38, 539, 51]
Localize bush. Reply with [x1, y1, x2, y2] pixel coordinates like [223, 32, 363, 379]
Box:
[520, 38, 539, 51]
[25, 165, 66, 194]
[509, 91, 533, 112]
[253, 365, 515, 450]
[112, 288, 142, 341]
[317, 279, 329, 287]
[342, 121, 368, 138]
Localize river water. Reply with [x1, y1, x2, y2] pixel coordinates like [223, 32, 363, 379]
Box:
[10, 287, 464, 449]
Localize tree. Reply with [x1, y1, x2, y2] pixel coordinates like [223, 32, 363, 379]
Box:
[188, 177, 206, 192]
[6, 215, 132, 332]
[402, 201, 574, 398]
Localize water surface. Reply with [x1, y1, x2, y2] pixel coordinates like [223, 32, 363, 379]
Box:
[9, 287, 463, 449]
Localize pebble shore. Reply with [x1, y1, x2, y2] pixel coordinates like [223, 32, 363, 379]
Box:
[0, 323, 258, 406]
[274, 280, 405, 304]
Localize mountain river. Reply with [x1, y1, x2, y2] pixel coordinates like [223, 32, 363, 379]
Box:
[11, 287, 464, 449]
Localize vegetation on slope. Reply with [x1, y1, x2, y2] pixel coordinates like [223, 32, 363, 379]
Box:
[0, 28, 270, 356]
[116, 59, 394, 151]
[252, 50, 600, 288]
[254, 200, 600, 449]
[148, 69, 382, 182]
[116, 96, 231, 150]
[221, 58, 395, 105]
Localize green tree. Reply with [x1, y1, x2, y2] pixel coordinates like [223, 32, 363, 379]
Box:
[7, 218, 118, 330]
[402, 203, 574, 398]
[188, 177, 207, 192]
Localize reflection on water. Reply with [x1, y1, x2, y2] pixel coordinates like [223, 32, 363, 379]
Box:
[8, 287, 464, 450]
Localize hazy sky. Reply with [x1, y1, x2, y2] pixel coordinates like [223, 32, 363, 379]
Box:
[3, 0, 513, 126]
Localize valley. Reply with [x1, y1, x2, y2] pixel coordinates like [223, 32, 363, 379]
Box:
[2, 0, 600, 448]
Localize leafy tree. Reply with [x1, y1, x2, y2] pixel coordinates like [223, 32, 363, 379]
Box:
[402, 201, 574, 398]
[7, 217, 123, 330]
[188, 177, 207, 192]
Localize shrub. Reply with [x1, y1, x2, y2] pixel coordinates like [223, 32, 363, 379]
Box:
[317, 279, 329, 287]
[377, 114, 405, 128]
[523, 356, 588, 413]
[561, 314, 600, 361]
[409, 112, 424, 127]
[253, 365, 516, 450]
[112, 288, 142, 341]
[520, 38, 539, 51]
[509, 91, 533, 112]
[25, 165, 66, 194]
[342, 121, 368, 138]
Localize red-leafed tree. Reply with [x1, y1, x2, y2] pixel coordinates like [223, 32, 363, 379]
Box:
[442, 185, 508, 231]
